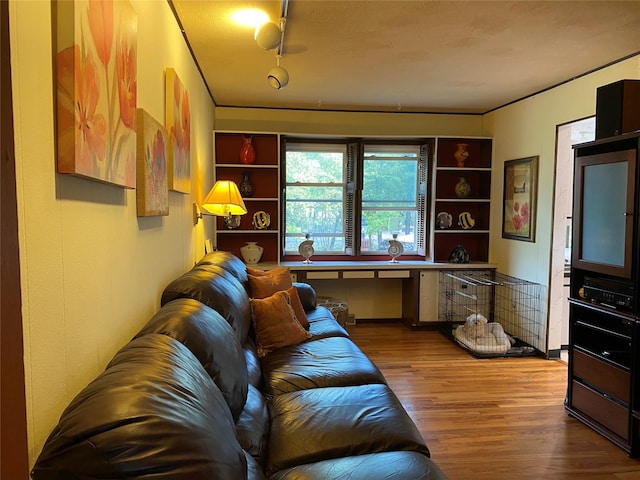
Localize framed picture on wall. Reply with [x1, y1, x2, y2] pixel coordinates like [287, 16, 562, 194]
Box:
[502, 156, 538, 242]
[136, 109, 169, 216]
[165, 68, 191, 194]
[54, 0, 138, 188]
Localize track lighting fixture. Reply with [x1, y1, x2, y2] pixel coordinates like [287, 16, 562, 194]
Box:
[254, 21, 281, 50]
[267, 56, 289, 90]
[253, 1, 290, 89]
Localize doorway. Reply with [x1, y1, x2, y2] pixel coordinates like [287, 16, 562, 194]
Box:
[548, 117, 595, 358]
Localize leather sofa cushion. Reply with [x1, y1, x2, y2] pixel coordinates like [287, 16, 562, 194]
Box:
[246, 450, 267, 480]
[260, 336, 386, 396]
[306, 308, 349, 339]
[269, 451, 448, 480]
[244, 339, 263, 389]
[32, 334, 247, 480]
[236, 385, 269, 466]
[266, 383, 430, 475]
[134, 298, 248, 422]
[294, 281, 317, 311]
[161, 265, 252, 343]
[197, 250, 249, 285]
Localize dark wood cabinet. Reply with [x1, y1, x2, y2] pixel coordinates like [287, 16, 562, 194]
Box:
[566, 132, 640, 456]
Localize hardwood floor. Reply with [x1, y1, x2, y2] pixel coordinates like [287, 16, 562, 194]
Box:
[347, 322, 640, 480]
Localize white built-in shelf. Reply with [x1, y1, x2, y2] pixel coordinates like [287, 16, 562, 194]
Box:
[216, 164, 278, 169]
[434, 230, 490, 234]
[217, 230, 277, 234]
[435, 198, 491, 202]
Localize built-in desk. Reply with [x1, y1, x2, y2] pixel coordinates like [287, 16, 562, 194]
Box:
[280, 261, 496, 326]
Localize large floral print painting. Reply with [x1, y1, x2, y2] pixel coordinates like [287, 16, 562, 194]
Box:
[502, 156, 538, 242]
[165, 68, 191, 194]
[136, 109, 168, 216]
[56, 0, 137, 188]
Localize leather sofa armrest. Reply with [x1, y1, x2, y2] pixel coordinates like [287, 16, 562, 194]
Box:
[293, 282, 317, 312]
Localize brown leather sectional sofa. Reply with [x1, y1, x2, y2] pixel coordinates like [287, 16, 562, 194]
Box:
[31, 251, 448, 479]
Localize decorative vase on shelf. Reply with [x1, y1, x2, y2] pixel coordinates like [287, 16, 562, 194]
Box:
[239, 172, 254, 197]
[455, 177, 471, 198]
[240, 241, 263, 265]
[239, 136, 255, 165]
[223, 214, 242, 229]
[252, 211, 271, 230]
[298, 234, 314, 264]
[454, 143, 469, 168]
[388, 233, 404, 264]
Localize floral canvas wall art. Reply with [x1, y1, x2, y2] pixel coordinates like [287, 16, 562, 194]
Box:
[136, 109, 168, 216]
[502, 156, 538, 242]
[165, 68, 191, 194]
[55, 0, 137, 188]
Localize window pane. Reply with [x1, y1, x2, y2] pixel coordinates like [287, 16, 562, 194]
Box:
[286, 185, 343, 201]
[363, 159, 418, 207]
[361, 210, 417, 253]
[286, 198, 344, 233]
[285, 183, 345, 254]
[284, 235, 345, 254]
[285, 144, 347, 255]
[286, 150, 344, 183]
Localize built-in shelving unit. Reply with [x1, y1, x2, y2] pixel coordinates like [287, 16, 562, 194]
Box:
[213, 133, 492, 264]
[433, 137, 492, 262]
[213, 132, 280, 263]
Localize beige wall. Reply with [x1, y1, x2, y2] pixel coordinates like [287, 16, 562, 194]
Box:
[10, 0, 215, 467]
[483, 55, 640, 352]
[215, 106, 484, 137]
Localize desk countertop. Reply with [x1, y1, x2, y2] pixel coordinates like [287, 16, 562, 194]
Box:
[279, 261, 496, 271]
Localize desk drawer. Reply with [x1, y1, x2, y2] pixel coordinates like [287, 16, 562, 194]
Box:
[306, 271, 339, 279]
[572, 380, 629, 440]
[378, 270, 410, 278]
[573, 349, 630, 403]
[343, 271, 375, 279]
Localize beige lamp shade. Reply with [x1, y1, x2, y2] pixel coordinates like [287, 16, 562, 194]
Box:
[202, 180, 247, 216]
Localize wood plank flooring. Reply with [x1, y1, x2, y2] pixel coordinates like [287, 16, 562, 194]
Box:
[347, 322, 640, 480]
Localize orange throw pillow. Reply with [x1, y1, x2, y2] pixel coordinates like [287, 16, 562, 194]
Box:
[250, 291, 312, 357]
[248, 266, 292, 298]
[286, 286, 310, 329]
[246, 266, 267, 277]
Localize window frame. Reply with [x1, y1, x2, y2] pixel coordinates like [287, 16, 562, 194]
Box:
[360, 144, 424, 256]
[282, 140, 349, 255]
[282, 137, 432, 261]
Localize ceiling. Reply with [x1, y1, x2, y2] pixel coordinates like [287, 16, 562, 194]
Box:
[171, 0, 640, 115]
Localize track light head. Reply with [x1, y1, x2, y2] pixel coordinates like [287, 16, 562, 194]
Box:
[255, 21, 281, 50]
[267, 65, 289, 90]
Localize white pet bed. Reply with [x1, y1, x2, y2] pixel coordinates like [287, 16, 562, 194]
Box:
[453, 321, 511, 355]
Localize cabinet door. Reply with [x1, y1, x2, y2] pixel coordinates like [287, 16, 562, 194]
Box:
[418, 271, 439, 323]
[572, 380, 630, 441]
[572, 148, 636, 278]
[573, 349, 630, 402]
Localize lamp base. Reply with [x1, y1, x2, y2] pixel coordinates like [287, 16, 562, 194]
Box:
[193, 203, 200, 225]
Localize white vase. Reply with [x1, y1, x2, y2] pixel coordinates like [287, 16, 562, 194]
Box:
[240, 242, 263, 265]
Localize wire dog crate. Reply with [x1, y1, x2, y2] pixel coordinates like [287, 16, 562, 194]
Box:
[438, 270, 544, 357]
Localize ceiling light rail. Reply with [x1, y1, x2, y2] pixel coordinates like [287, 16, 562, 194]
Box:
[254, 0, 290, 89]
